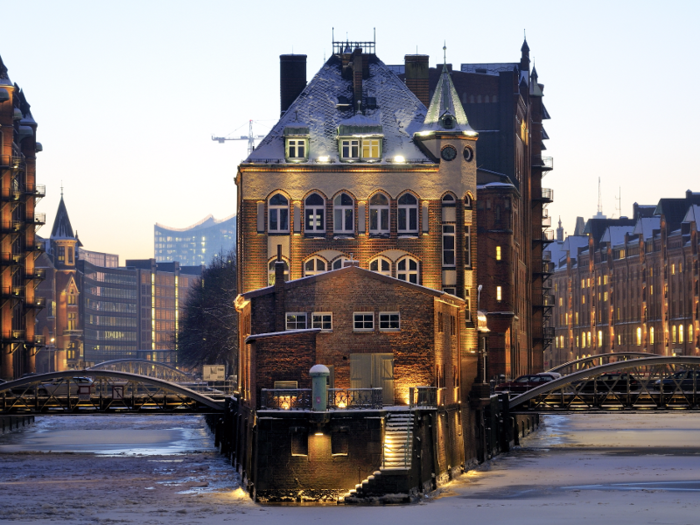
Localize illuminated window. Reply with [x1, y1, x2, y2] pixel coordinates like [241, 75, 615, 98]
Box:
[442, 225, 455, 267]
[637, 327, 642, 346]
[369, 193, 390, 234]
[340, 139, 360, 160]
[286, 138, 307, 161]
[650, 327, 654, 345]
[680, 325, 684, 344]
[587, 331, 592, 347]
[58, 246, 65, 262]
[333, 193, 354, 234]
[304, 193, 325, 234]
[598, 330, 603, 347]
[603, 275, 608, 285]
[496, 286, 502, 302]
[496, 246, 502, 261]
[397, 193, 419, 233]
[396, 256, 419, 284]
[268, 193, 289, 233]
[67, 312, 77, 331]
[369, 256, 392, 277]
[361, 139, 381, 160]
[304, 256, 327, 277]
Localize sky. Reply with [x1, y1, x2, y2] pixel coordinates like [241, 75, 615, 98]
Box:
[2, 0, 699, 261]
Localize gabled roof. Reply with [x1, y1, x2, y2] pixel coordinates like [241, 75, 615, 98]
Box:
[600, 225, 634, 247]
[420, 65, 477, 135]
[683, 205, 700, 227]
[50, 196, 76, 239]
[247, 54, 430, 164]
[633, 216, 661, 240]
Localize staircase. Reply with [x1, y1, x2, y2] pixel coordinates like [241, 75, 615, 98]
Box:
[341, 412, 415, 503]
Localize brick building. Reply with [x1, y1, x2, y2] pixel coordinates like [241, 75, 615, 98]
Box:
[0, 54, 46, 380]
[547, 191, 700, 368]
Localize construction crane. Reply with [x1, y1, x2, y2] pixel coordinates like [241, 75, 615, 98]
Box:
[211, 120, 267, 156]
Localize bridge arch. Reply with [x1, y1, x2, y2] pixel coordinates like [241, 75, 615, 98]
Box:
[547, 352, 652, 376]
[88, 359, 194, 382]
[0, 370, 225, 414]
[510, 356, 700, 411]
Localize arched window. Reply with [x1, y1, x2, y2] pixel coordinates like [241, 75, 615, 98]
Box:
[397, 193, 418, 233]
[442, 193, 456, 223]
[304, 193, 325, 235]
[679, 324, 684, 344]
[442, 193, 456, 205]
[369, 193, 390, 234]
[369, 256, 392, 277]
[396, 256, 419, 284]
[268, 193, 289, 233]
[332, 257, 351, 270]
[464, 193, 473, 210]
[268, 259, 289, 286]
[689, 324, 694, 343]
[304, 256, 327, 277]
[673, 325, 677, 344]
[333, 192, 354, 234]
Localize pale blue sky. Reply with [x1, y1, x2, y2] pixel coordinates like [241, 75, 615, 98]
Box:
[3, 0, 699, 260]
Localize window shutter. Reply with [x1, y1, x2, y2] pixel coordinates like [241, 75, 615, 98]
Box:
[358, 203, 366, 233]
[257, 202, 265, 233]
[422, 202, 429, 233]
[293, 202, 301, 233]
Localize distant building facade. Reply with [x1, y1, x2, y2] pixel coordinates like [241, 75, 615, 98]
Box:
[547, 191, 700, 368]
[154, 214, 236, 267]
[0, 54, 46, 380]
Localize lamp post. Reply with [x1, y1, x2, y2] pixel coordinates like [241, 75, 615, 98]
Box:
[49, 337, 55, 372]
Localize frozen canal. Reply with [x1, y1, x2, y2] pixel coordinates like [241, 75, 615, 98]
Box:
[1, 412, 700, 524]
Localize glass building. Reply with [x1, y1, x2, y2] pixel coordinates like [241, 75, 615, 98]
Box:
[154, 214, 236, 266]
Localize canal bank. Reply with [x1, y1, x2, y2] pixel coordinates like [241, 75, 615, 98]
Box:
[0, 415, 34, 434]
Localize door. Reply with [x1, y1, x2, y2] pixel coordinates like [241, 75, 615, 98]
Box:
[350, 353, 394, 405]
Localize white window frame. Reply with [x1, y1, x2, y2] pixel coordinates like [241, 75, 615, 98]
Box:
[379, 312, 400, 331]
[333, 192, 355, 234]
[397, 193, 419, 234]
[287, 138, 307, 160]
[361, 138, 381, 160]
[268, 193, 290, 233]
[396, 256, 419, 284]
[340, 139, 360, 160]
[303, 256, 327, 276]
[442, 224, 456, 267]
[369, 256, 392, 276]
[369, 193, 390, 234]
[312, 312, 333, 331]
[304, 193, 325, 235]
[286, 312, 307, 330]
[268, 259, 289, 286]
[353, 312, 374, 332]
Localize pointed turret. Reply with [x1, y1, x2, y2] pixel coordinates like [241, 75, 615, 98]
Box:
[530, 65, 543, 97]
[520, 36, 530, 72]
[418, 62, 476, 136]
[50, 192, 78, 269]
[51, 195, 75, 239]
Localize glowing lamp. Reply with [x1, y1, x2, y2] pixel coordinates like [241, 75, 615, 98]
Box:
[317, 156, 330, 163]
[394, 155, 406, 163]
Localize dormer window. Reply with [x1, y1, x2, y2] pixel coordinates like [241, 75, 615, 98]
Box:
[287, 139, 307, 160]
[283, 126, 310, 163]
[362, 139, 380, 160]
[341, 139, 360, 160]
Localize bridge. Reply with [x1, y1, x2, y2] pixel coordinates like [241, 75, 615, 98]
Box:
[547, 352, 652, 376]
[87, 359, 194, 382]
[510, 356, 700, 412]
[0, 370, 226, 414]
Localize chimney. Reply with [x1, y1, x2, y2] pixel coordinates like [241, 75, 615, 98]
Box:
[404, 55, 429, 107]
[274, 245, 286, 331]
[280, 54, 307, 115]
[352, 48, 363, 113]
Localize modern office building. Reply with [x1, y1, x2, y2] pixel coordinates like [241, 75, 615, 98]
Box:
[154, 214, 236, 267]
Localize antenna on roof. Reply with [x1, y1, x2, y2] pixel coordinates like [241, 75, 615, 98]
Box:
[443, 41, 447, 66]
[61, 180, 63, 198]
[597, 177, 603, 215]
[374, 27, 376, 46]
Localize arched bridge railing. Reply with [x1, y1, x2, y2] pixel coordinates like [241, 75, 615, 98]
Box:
[0, 370, 225, 414]
[87, 359, 194, 383]
[510, 356, 700, 412]
[547, 352, 652, 376]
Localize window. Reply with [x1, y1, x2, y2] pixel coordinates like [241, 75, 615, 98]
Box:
[304, 193, 325, 234]
[464, 193, 472, 209]
[587, 331, 592, 347]
[286, 313, 307, 330]
[464, 226, 471, 267]
[673, 325, 677, 343]
[340, 139, 360, 160]
[67, 312, 77, 331]
[397, 193, 418, 233]
[650, 327, 654, 345]
[287, 138, 307, 160]
[291, 429, 308, 456]
[369, 193, 390, 234]
[396, 256, 419, 284]
[369, 256, 392, 276]
[637, 327, 642, 346]
[304, 256, 327, 277]
[361, 139, 380, 160]
[333, 193, 354, 234]
[312, 313, 332, 331]
[379, 312, 400, 331]
[268, 259, 289, 286]
[437, 312, 444, 333]
[442, 225, 455, 267]
[353, 312, 374, 331]
[332, 257, 351, 270]
[68, 291, 77, 305]
[598, 330, 603, 347]
[68, 247, 74, 264]
[58, 246, 65, 262]
[268, 193, 289, 233]
[496, 246, 502, 261]
[496, 286, 502, 302]
[465, 289, 471, 322]
[451, 315, 456, 336]
[680, 325, 684, 344]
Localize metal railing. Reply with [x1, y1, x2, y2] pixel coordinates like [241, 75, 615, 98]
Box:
[33, 213, 46, 224]
[0, 221, 23, 233]
[540, 188, 554, 201]
[260, 388, 312, 410]
[409, 386, 438, 408]
[328, 387, 383, 409]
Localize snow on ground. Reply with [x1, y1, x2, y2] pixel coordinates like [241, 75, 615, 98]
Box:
[1, 413, 700, 524]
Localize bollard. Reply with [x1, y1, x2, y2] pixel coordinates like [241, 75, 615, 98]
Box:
[309, 364, 330, 411]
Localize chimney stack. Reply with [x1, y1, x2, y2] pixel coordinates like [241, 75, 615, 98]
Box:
[280, 54, 307, 115]
[404, 55, 430, 107]
[274, 245, 286, 331]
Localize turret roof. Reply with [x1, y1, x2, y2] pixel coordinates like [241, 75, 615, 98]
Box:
[50, 196, 76, 239]
[419, 65, 477, 135]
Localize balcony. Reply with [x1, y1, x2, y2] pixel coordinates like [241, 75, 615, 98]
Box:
[27, 241, 45, 253]
[409, 386, 438, 408]
[1, 330, 26, 341]
[0, 155, 25, 171]
[534, 294, 556, 308]
[33, 335, 45, 346]
[25, 297, 46, 309]
[534, 187, 554, 202]
[531, 155, 554, 171]
[259, 387, 384, 410]
[25, 268, 46, 281]
[0, 252, 22, 265]
[0, 186, 21, 202]
[24, 184, 46, 199]
[541, 260, 555, 274]
[0, 221, 23, 234]
[32, 213, 46, 226]
[541, 214, 552, 228]
[534, 229, 555, 244]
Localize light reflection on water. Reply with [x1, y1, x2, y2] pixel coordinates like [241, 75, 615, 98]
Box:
[0, 415, 216, 455]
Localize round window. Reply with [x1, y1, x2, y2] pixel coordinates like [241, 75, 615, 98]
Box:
[441, 145, 457, 161]
[463, 146, 474, 162]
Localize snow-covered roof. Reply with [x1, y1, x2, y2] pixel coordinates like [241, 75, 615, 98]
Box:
[420, 66, 476, 135]
[601, 225, 634, 247]
[633, 217, 661, 240]
[247, 55, 430, 164]
[682, 205, 700, 226]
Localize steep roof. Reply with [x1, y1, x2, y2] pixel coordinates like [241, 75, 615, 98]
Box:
[247, 54, 430, 164]
[601, 225, 635, 247]
[420, 65, 477, 135]
[633, 216, 661, 240]
[50, 196, 76, 239]
[0, 54, 11, 86]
